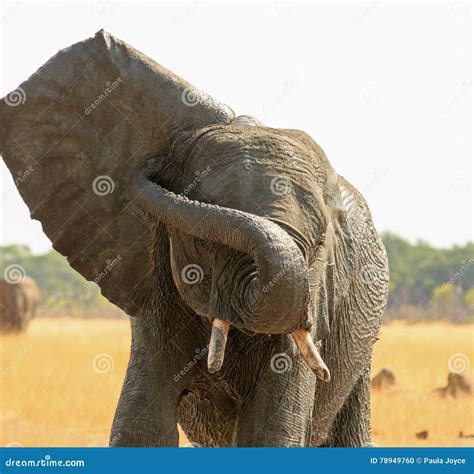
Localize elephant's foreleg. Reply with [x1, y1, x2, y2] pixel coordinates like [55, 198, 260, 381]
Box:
[310, 286, 382, 446]
[325, 366, 372, 447]
[110, 318, 180, 447]
[234, 335, 316, 447]
[110, 365, 179, 446]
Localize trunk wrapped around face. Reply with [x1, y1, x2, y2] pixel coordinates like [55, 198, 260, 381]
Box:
[133, 167, 310, 334]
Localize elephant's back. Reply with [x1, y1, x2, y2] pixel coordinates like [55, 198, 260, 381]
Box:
[0, 278, 18, 308]
[0, 277, 40, 332]
[0, 279, 21, 331]
[0, 276, 40, 304]
[18, 276, 41, 301]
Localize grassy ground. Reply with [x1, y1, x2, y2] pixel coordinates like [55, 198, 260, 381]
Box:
[0, 319, 472, 447]
[371, 322, 473, 447]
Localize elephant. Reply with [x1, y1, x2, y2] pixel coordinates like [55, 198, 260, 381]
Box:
[0, 277, 40, 332]
[0, 30, 389, 447]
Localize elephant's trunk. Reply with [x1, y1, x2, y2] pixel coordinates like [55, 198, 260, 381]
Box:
[133, 167, 310, 334]
[133, 168, 330, 381]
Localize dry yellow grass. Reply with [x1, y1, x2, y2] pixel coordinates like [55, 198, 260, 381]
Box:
[371, 322, 473, 447]
[0, 318, 472, 447]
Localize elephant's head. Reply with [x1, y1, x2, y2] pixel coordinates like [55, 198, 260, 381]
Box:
[132, 121, 349, 381]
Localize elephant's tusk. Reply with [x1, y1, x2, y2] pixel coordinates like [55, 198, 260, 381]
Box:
[292, 328, 331, 382]
[207, 319, 231, 374]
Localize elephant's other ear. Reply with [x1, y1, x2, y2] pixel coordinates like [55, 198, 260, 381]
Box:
[284, 129, 357, 340]
[0, 30, 234, 318]
[330, 173, 359, 304]
[308, 224, 335, 342]
[310, 204, 357, 341]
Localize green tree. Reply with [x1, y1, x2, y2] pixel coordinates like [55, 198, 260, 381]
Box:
[463, 288, 474, 309]
[0, 244, 102, 311]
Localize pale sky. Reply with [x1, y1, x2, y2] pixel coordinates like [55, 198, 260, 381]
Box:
[0, 1, 472, 253]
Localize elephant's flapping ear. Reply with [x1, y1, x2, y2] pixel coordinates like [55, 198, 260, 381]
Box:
[0, 30, 234, 317]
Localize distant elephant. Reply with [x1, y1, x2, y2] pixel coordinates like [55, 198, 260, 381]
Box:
[0, 31, 389, 447]
[0, 277, 40, 332]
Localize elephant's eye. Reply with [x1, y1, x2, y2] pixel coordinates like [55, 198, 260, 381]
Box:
[196, 239, 209, 249]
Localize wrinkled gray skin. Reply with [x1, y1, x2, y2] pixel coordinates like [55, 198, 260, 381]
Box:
[111, 122, 389, 447]
[0, 31, 389, 447]
[0, 277, 40, 333]
[111, 119, 387, 446]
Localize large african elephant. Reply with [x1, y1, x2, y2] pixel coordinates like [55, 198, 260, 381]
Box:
[0, 31, 389, 446]
[0, 277, 40, 332]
